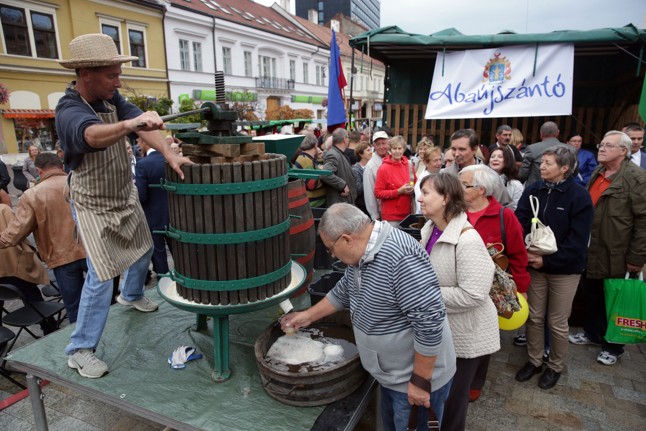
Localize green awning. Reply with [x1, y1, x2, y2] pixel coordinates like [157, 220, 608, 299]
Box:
[349, 24, 646, 62]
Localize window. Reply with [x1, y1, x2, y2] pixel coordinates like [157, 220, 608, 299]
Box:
[179, 39, 189, 70]
[302, 63, 308, 84]
[193, 41, 202, 72]
[318, 11, 323, 23]
[318, 1, 324, 11]
[31, 11, 56, 58]
[222, 46, 232, 75]
[289, 60, 295, 81]
[101, 23, 121, 54]
[244, 51, 252, 77]
[0, 4, 58, 59]
[128, 29, 146, 68]
[316, 65, 325, 86]
[259, 55, 276, 78]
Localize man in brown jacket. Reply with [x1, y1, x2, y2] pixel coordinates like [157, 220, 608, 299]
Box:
[569, 131, 646, 365]
[0, 153, 87, 323]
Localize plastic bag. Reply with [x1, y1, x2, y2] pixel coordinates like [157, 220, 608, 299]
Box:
[604, 272, 646, 344]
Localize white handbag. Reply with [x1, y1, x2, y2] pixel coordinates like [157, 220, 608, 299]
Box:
[525, 195, 558, 255]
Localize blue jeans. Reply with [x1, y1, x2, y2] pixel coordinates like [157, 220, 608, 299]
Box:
[381, 378, 453, 431]
[52, 258, 87, 323]
[66, 202, 153, 355]
[65, 248, 152, 354]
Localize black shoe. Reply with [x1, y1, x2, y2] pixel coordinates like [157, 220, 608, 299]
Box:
[515, 362, 543, 382]
[538, 367, 561, 389]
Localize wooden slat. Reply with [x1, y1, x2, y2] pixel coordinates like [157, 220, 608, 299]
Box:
[394, 104, 401, 135]
[411, 105, 419, 148]
[233, 162, 246, 305]
[182, 143, 241, 158]
[403, 105, 410, 141]
[240, 143, 265, 155]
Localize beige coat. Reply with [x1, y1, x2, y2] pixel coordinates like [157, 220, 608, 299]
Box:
[0, 204, 49, 284]
[420, 212, 500, 358]
[0, 170, 86, 269]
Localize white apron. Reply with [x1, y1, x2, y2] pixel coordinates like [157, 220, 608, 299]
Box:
[70, 100, 152, 282]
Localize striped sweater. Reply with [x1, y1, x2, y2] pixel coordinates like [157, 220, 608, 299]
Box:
[327, 222, 456, 393]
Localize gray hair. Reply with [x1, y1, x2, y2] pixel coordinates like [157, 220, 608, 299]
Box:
[299, 132, 318, 151]
[458, 165, 501, 196]
[540, 121, 559, 137]
[604, 130, 632, 158]
[496, 124, 512, 134]
[319, 203, 371, 239]
[332, 128, 348, 146]
[541, 145, 578, 178]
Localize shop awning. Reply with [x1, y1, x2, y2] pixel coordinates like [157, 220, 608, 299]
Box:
[2, 109, 55, 119]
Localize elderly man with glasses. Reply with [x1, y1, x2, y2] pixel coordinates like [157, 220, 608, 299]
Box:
[569, 131, 646, 366]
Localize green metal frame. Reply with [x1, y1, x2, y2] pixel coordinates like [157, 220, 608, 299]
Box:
[157, 262, 306, 383]
[154, 218, 291, 245]
[158, 175, 287, 195]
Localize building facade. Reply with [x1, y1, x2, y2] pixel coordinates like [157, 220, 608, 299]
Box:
[295, 0, 380, 30]
[0, 0, 168, 154]
[165, 0, 330, 123]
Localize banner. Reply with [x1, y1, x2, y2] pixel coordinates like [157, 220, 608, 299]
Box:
[327, 29, 347, 128]
[425, 44, 574, 119]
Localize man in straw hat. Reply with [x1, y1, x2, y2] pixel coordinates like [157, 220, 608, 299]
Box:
[55, 33, 192, 378]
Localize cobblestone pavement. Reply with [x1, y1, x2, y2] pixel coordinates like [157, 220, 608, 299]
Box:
[1, 169, 644, 430]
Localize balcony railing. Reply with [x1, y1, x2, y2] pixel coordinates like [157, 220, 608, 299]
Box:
[255, 77, 295, 90]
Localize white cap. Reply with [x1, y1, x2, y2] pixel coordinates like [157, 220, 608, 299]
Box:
[373, 131, 389, 142]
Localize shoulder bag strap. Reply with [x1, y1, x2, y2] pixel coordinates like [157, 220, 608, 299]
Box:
[499, 207, 506, 247]
[408, 373, 439, 431]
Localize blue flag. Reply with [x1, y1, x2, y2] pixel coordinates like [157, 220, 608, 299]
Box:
[327, 29, 347, 129]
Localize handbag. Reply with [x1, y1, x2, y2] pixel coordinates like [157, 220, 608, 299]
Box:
[524, 195, 558, 255]
[487, 242, 520, 318]
[604, 272, 646, 344]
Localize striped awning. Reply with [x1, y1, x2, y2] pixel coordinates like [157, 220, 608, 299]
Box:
[2, 109, 55, 119]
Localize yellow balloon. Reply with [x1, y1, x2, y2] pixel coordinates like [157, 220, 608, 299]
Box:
[498, 294, 529, 331]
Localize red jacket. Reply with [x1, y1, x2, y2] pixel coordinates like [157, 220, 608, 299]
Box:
[468, 197, 531, 293]
[374, 155, 416, 221]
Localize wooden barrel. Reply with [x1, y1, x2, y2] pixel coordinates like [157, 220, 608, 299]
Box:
[287, 179, 315, 295]
[254, 312, 368, 407]
[164, 154, 290, 305]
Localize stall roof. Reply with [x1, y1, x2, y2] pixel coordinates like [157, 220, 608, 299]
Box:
[349, 24, 646, 61]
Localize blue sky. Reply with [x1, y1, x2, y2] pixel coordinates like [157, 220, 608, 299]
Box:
[255, 0, 645, 35]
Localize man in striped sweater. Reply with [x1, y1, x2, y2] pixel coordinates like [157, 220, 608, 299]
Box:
[282, 203, 456, 430]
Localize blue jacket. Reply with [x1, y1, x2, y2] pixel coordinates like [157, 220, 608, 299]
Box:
[134, 150, 169, 230]
[576, 149, 597, 187]
[515, 175, 593, 274]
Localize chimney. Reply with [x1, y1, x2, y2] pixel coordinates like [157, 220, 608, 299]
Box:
[279, 0, 291, 12]
[308, 9, 317, 23]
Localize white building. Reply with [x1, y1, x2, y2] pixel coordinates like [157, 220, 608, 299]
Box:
[164, 0, 330, 121]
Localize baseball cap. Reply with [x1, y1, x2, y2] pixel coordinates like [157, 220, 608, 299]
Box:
[372, 131, 389, 142]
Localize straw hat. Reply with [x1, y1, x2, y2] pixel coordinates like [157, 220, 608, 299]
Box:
[59, 34, 138, 69]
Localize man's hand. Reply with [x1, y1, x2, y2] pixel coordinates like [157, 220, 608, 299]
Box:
[164, 150, 193, 180]
[626, 263, 642, 273]
[128, 111, 165, 132]
[341, 184, 350, 196]
[408, 382, 430, 408]
[280, 310, 313, 333]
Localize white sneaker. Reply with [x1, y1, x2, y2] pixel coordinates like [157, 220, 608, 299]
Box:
[116, 294, 159, 312]
[68, 349, 108, 378]
[597, 350, 623, 366]
[568, 332, 597, 345]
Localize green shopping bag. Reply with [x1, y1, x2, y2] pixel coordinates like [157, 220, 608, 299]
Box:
[604, 272, 646, 344]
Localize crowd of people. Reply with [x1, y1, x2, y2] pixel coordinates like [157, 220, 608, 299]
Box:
[0, 32, 645, 431]
[286, 119, 645, 430]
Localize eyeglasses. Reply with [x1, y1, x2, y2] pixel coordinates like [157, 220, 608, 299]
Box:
[461, 183, 480, 189]
[596, 143, 621, 150]
[325, 235, 343, 255]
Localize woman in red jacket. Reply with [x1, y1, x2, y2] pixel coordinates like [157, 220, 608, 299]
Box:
[458, 164, 530, 402]
[374, 136, 416, 225]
